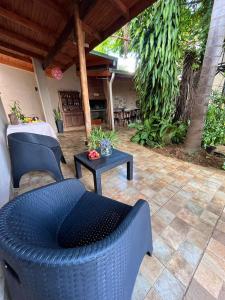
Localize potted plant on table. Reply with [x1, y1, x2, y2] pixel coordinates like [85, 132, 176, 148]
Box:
[87, 127, 118, 160]
[8, 101, 24, 125]
[53, 107, 64, 133]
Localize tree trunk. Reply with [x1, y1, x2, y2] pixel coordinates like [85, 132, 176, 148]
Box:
[174, 51, 196, 122]
[185, 0, 225, 153]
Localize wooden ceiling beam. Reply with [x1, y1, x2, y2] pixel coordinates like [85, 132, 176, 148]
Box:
[82, 22, 101, 41]
[32, 0, 68, 20]
[0, 55, 33, 72]
[42, 16, 74, 69]
[90, 0, 156, 51]
[0, 48, 31, 63]
[0, 41, 44, 60]
[0, 6, 56, 39]
[0, 27, 49, 53]
[42, 22, 100, 69]
[79, 0, 98, 20]
[0, 26, 72, 61]
[0, 41, 63, 67]
[109, 0, 129, 19]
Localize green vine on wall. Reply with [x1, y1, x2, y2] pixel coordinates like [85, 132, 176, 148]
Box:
[129, 0, 184, 147]
[131, 0, 180, 121]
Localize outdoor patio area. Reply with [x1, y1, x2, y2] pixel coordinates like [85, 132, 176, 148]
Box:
[6, 128, 225, 300]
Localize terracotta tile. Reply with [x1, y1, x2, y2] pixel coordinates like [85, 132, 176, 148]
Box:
[185, 200, 204, 216]
[178, 241, 202, 268]
[216, 220, 225, 233]
[164, 199, 183, 214]
[194, 255, 223, 298]
[153, 237, 174, 265]
[212, 230, 225, 246]
[192, 220, 214, 238]
[161, 226, 186, 251]
[12, 129, 225, 300]
[186, 228, 209, 250]
[167, 252, 194, 286]
[185, 279, 216, 300]
[140, 255, 164, 286]
[203, 251, 225, 281]
[170, 217, 190, 236]
[218, 283, 225, 300]
[141, 187, 157, 200]
[154, 269, 185, 300]
[155, 208, 175, 225]
[200, 210, 219, 226]
[208, 238, 225, 260]
[177, 208, 200, 227]
[132, 273, 152, 300]
[145, 288, 162, 300]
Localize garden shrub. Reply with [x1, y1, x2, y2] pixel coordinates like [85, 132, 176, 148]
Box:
[129, 117, 187, 147]
[203, 92, 225, 148]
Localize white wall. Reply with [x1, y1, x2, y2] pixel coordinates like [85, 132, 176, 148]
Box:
[0, 96, 12, 206]
[0, 63, 81, 120]
[113, 77, 137, 109]
[47, 65, 80, 109]
[0, 64, 44, 120]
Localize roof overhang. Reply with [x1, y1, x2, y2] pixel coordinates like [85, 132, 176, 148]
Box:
[0, 0, 156, 73]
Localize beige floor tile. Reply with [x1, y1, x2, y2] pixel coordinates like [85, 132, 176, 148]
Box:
[167, 252, 194, 286]
[9, 128, 225, 300]
[140, 255, 164, 286]
[194, 254, 223, 298]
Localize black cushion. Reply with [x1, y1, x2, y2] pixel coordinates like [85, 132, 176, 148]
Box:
[58, 191, 132, 248]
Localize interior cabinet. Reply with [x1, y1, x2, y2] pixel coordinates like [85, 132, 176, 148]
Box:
[58, 91, 84, 128]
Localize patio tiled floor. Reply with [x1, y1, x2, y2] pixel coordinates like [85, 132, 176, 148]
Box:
[4, 128, 225, 300]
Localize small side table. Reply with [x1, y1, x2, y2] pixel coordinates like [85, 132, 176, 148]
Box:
[74, 149, 133, 195]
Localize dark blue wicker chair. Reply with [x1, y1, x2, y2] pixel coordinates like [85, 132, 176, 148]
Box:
[8, 132, 66, 188]
[0, 179, 153, 300]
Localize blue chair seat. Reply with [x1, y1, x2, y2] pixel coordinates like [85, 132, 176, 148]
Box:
[58, 191, 132, 248]
[8, 132, 66, 188]
[0, 179, 153, 300]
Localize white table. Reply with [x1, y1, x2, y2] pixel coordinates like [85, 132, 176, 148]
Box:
[7, 122, 57, 139]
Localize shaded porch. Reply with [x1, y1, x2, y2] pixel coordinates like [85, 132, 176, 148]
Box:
[10, 128, 225, 300]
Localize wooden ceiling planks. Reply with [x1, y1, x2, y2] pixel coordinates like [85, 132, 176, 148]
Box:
[0, 0, 156, 72]
[0, 53, 33, 72]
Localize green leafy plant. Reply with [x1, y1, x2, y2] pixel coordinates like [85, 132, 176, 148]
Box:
[202, 92, 225, 148]
[129, 117, 187, 147]
[130, 0, 181, 121]
[10, 101, 23, 120]
[53, 107, 62, 121]
[129, 0, 182, 147]
[88, 127, 119, 150]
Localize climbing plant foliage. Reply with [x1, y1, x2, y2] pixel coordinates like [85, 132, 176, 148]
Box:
[131, 0, 180, 121]
[129, 0, 185, 147]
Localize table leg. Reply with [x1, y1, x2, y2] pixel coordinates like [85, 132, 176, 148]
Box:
[74, 159, 82, 179]
[127, 159, 133, 180]
[93, 172, 102, 195]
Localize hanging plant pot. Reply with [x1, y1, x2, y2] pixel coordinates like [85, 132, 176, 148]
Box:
[55, 120, 64, 133]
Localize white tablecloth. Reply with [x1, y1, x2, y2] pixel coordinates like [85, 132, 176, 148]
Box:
[7, 122, 57, 139]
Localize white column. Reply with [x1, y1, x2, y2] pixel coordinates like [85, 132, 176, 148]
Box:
[103, 73, 115, 130]
[109, 73, 115, 130]
[32, 58, 56, 131]
[0, 94, 12, 204]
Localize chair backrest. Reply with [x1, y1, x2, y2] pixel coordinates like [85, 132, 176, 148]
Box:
[0, 179, 86, 249]
[8, 132, 59, 148]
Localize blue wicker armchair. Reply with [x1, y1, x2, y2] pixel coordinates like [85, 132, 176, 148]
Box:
[0, 179, 153, 300]
[8, 132, 65, 188]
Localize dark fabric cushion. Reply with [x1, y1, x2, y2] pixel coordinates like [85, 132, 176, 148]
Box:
[58, 191, 132, 248]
